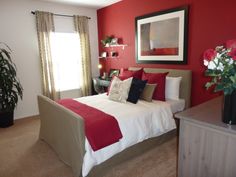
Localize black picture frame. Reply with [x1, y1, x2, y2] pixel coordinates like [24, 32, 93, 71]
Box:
[135, 6, 189, 64]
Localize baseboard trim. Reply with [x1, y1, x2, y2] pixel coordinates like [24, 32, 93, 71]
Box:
[15, 115, 39, 122]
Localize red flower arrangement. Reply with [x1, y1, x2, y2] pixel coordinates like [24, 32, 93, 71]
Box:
[203, 39, 236, 95]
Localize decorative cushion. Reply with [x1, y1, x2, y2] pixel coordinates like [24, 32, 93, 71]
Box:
[107, 76, 115, 95]
[141, 72, 168, 101]
[108, 77, 133, 103]
[119, 68, 143, 80]
[107, 74, 135, 95]
[140, 84, 157, 102]
[127, 78, 147, 104]
[107, 69, 143, 95]
[165, 77, 182, 100]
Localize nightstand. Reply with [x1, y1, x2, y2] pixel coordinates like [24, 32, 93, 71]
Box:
[175, 97, 236, 177]
[92, 77, 111, 94]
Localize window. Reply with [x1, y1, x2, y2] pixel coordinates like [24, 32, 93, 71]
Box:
[50, 32, 82, 91]
[50, 16, 82, 92]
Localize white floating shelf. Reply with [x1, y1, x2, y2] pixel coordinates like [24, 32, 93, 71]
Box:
[98, 57, 119, 59]
[104, 44, 128, 50]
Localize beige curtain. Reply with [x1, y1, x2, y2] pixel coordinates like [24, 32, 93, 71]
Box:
[35, 11, 60, 100]
[74, 16, 92, 96]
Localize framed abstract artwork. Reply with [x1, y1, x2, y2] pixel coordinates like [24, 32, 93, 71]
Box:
[135, 6, 189, 64]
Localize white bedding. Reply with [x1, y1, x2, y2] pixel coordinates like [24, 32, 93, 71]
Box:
[166, 98, 185, 114]
[75, 94, 182, 177]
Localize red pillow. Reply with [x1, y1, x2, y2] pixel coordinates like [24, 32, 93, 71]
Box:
[141, 72, 168, 101]
[119, 68, 143, 80]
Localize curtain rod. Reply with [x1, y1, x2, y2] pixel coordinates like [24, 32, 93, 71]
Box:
[31, 11, 91, 19]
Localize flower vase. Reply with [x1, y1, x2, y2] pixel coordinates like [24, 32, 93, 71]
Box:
[222, 90, 236, 124]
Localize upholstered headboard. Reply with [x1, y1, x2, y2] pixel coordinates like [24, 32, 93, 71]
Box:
[129, 67, 192, 109]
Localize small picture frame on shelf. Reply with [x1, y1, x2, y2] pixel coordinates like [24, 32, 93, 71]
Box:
[110, 38, 118, 45]
[111, 51, 118, 58]
[109, 69, 120, 78]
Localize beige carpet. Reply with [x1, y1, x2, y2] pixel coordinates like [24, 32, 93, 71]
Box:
[0, 117, 177, 177]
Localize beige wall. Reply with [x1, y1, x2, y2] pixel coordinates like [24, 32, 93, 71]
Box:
[0, 0, 99, 119]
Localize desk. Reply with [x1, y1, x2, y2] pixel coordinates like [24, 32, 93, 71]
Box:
[97, 77, 111, 87]
[175, 97, 236, 177]
[92, 77, 111, 94]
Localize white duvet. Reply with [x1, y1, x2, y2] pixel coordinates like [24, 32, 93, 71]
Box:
[75, 93, 177, 177]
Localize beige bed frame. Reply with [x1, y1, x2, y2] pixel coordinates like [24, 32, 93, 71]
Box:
[37, 68, 192, 177]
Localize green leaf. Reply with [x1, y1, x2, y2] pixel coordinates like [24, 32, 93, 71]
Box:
[215, 84, 223, 92]
[0, 43, 23, 111]
[205, 82, 214, 89]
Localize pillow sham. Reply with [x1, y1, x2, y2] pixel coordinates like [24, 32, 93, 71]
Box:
[140, 83, 157, 102]
[108, 77, 133, 103]
[165, 77, 182, 100]
[119, 68, 143, 80]
[141, 72, 168, 101]
[127, 78, 147, 104]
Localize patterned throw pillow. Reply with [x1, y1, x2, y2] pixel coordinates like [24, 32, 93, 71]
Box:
[108, 77, 133, 103]
[107, 68, 143, 95]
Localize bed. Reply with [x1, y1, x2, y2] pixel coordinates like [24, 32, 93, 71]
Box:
[37, 67, 192, 177]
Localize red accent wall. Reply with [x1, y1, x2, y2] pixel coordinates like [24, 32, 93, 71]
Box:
[97, 0, 236, 106]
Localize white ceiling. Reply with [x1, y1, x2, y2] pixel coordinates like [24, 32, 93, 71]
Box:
[39, 0, 122, 9]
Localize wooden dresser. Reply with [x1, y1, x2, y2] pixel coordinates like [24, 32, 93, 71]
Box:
[175, 97, 236, 177]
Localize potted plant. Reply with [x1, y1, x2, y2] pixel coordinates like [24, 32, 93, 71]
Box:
[101, 36, 113, 47]
[0, 43, 23, 128]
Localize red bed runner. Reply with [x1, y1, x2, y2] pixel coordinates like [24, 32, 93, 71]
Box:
[57, 99, 123, 151]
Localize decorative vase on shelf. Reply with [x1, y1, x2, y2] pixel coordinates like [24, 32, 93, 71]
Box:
[222, 90, 236, 124]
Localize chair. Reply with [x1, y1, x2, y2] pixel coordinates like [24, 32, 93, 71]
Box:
[92, 78, 105, 94]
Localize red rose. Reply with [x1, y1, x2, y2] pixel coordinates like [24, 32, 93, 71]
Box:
[203, 49, 216, 61]
[226, 39, 236, 49]
[228, 48, 236, 60]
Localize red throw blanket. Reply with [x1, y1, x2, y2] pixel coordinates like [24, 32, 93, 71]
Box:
[57, 99, 123, 151]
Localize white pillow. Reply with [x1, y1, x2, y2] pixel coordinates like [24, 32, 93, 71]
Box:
[108, 77, 133, 103]
[165, 77, 182, 100]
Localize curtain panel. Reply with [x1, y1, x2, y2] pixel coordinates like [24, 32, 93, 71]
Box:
[74, 16, 92, 96]
[35, 11, 60, 100]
